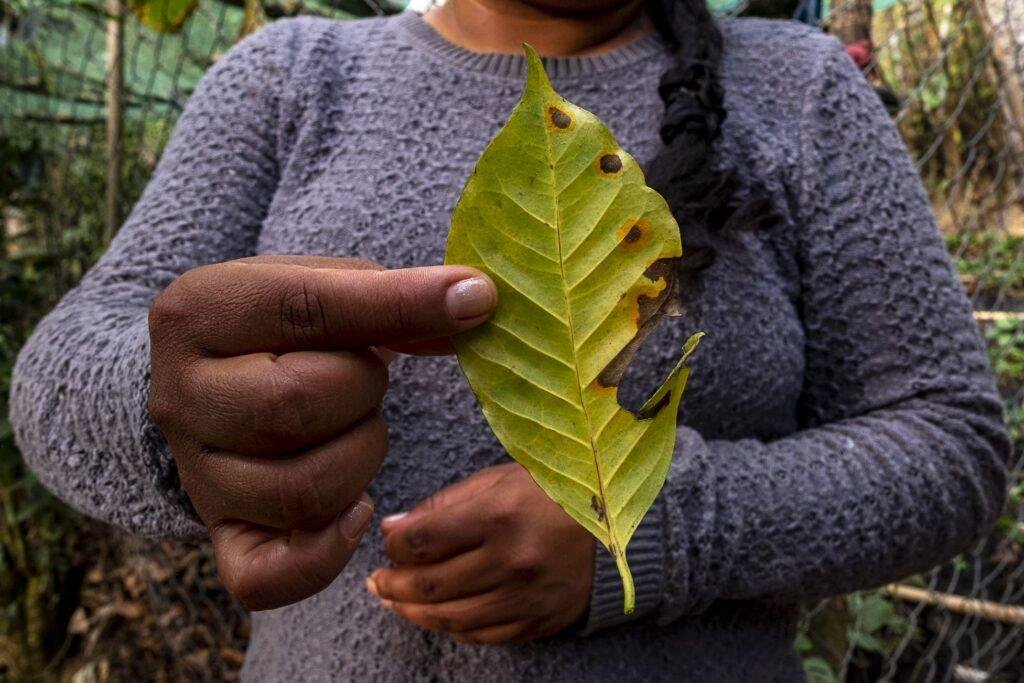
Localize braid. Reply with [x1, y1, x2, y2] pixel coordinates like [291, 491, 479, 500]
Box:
[644, 0, 777, 280]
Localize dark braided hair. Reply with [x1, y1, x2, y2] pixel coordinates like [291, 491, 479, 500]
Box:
[644, 0, 777, 281]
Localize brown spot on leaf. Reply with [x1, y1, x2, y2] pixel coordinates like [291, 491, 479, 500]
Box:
[548, 106, 572, 130]
[598, 153, 623, 174]
[595, 257, 682, 393]
[637, 390, 672, 420]
[616, 219, 652, 252]
[591, 495, 605, 522]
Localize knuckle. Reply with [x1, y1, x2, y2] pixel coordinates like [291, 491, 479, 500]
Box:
[430, 613, 455, 633]
[486, 499, 517, 526]
[276, 457, 328, 528]
[412, 572, 437, 599]
[149, 279, 195, 337]
[253, 366, 312, 443]
[147, 389, 176, 427]
[507, 551, 543, 583]
[278, 281, 328, 346]
[375, 285, 418, 338]
[372, 574, 390, 598]
[150, 266, 219, 332]
[403, 526, 431, 562]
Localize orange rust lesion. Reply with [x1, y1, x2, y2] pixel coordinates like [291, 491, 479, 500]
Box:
[616, 218, 652, 252]
[628, 277, 668, 328]
[545, 103, 575, 132]
[588, 380, 618, 398]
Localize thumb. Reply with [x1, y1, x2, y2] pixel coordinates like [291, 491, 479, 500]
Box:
[212, 494, 374, 611]
[323, 265, 498, 347]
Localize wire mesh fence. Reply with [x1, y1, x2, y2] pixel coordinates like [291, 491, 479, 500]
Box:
[0, 0, 1022, 680]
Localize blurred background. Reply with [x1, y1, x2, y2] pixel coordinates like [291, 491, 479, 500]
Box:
[1, 0, 1022, 680]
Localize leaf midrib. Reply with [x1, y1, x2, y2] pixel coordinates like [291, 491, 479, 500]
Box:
[544, 104, 617, 550]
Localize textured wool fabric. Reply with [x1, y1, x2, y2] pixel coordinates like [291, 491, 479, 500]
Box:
[11, 12, 1010, 682]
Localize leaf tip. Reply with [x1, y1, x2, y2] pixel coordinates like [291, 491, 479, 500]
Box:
[682, 331, 705, 359]
[522, 42, 553, 93]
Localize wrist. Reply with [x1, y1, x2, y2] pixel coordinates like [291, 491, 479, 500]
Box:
[581, 496, 665, 635]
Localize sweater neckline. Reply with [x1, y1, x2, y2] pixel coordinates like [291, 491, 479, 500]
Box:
[392, 11, 668, 80]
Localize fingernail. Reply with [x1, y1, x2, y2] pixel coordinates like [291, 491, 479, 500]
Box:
[380, 599, 394, 610]
[340, 500, 374, 541]
[445, 277, 495, 320]
[365, 576, 380, 597]
[382, 511, 408, 525]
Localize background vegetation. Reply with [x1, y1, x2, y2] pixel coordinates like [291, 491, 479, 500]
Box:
[1, 0, 1022, 680]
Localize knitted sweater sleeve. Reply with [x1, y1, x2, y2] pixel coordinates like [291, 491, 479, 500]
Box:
[9, 22, 298, 540]
[585, 37, 1009, 631]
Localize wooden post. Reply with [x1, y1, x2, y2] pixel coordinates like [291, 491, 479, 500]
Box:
[238, 0, 269, 40]
[973, 0, 1024, 162]
[829, 0, 874, 45]
[104, 0, 125, 243]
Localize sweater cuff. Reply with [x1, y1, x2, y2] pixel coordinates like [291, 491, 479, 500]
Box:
[581, 496, 665, 635]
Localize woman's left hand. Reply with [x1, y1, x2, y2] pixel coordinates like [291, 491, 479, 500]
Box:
[367, 463, 595, 644]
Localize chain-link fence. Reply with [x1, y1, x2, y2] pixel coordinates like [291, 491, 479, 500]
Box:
[1, 0, 1022, 680]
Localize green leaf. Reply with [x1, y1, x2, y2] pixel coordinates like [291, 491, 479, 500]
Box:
[445, 44, 701, 614]
[854, 592, 897, 633]
[849, 631, 886, 654]
[126, 0, 198, 33]
[802, 657, 838, 683]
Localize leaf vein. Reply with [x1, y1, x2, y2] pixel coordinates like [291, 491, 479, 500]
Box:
[485, 396, 590, 449]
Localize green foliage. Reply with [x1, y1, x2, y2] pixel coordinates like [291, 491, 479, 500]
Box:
[445, 45, 701, 613]
[997, 481, 1024, 545]
[797, 590, 918, 680]
[984, 317, 1024, 385]
[875, 0, 1017, 207]
[0, 120, 162, 676]
[127, 0, 199, 33]
[802, 656, 838, 683]
[947, 231, 1024, 295]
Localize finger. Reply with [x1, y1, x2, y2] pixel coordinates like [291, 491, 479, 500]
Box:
[452, 622, 532, 645]
[153, 262, 497, 355]
[173, 350, 387, 455]
[368, 548, 497, 604]
[233, 255, 384, 270]
[386, 591, 524, 635]
[380, 467, 504, 535]
[381, 478, 504, 563]
[383, 503, 486, 564]
[385, 337, 455, 356]
[184, 412, 386, 530]
[213, 494, 374, 611]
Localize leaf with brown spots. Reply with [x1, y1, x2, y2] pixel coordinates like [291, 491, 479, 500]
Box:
[445, 45, 702, 614]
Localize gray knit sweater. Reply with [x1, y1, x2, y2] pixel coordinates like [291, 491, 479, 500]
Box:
[11, 12, 1010, 682]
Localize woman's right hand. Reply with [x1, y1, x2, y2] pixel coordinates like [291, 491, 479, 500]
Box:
[147, 255, 497, 611]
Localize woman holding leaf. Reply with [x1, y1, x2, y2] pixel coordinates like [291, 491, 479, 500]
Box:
[11, 0, 1008, 681]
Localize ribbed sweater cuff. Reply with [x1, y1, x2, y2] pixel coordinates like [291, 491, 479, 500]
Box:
[581, 497, 664, 635]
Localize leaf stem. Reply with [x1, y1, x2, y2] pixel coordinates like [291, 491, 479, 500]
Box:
[614, 549, 636, 614]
